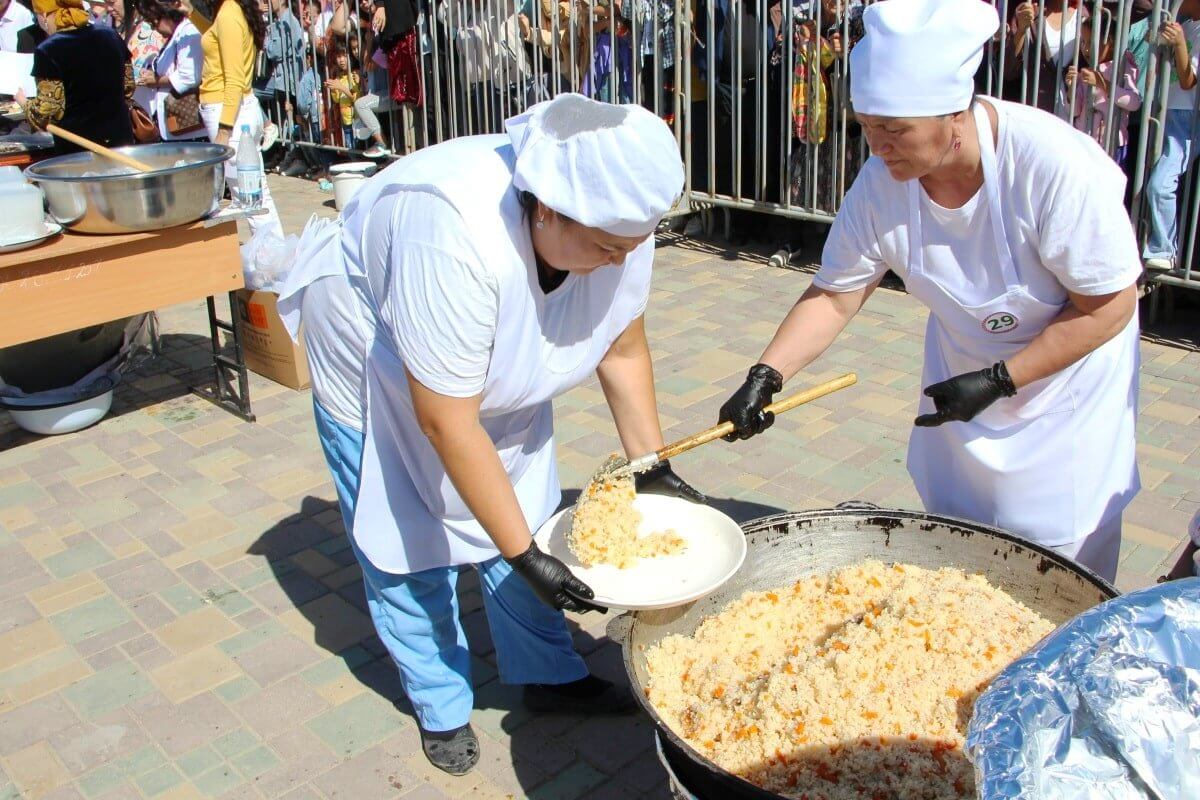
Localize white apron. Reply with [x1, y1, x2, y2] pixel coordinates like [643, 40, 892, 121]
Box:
[283, 135, 653, 575]
[905, 102, 1140, 548]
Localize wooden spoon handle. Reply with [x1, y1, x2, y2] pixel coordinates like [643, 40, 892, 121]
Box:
[655, 373, 858, 462]
[46, 125, 155, 173]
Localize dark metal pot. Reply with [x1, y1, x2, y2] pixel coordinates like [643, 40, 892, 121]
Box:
[608, 504, 1119, 800]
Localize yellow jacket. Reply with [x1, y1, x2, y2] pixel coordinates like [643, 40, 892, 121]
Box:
[196, 3, 256, 129]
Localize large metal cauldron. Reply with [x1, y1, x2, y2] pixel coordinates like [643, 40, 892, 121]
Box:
[608, 505, 1118, 800]
[25, 142, 232, 234]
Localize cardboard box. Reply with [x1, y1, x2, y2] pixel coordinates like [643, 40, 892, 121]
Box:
[235, 289, 311, 391]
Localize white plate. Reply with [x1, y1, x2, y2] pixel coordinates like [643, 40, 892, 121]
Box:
[0, 221, 62, 253]
[533, 494, 748, 610]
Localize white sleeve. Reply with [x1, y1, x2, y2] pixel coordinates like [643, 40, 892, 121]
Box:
[368, 193, 500, 398]
[1036, 147, 1142, 296]
[813, 165, 890, 292]
[627, 237, 654, 318]
[168, 32, 202, 93]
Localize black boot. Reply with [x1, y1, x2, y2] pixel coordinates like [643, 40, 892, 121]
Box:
[282, 156, 309, 178]
[264, 145, 288, 173]
[419, 723, 480, 776]
[523, 674, 638, 715]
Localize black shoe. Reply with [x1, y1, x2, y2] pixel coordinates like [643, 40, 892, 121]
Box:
[523, 674, 638, 715]
[282, 159, 308, 178]
[264, 146, 288, 173]
[270, 153, 291, 174]
[419, 724, 479, 776]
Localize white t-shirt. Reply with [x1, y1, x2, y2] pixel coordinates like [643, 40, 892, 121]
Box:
[359, 191, 501, 399]
[1167, 20, 1200, 110]
[815, 100, 1141, 306]
[1041, 9, 1081, 65]
[0, 1, 33, 52]
[300, 190, 501, 430]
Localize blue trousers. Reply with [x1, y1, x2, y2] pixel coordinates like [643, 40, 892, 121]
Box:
[1144, 109, 1200, 261]
[311, 400, 588, 731]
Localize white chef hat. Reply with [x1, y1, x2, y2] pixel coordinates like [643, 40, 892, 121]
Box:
[506, 94, 684, 238]
[850, 0, 999, 118]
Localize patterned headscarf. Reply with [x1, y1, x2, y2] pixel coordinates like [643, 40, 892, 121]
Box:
[32, 0, 90, 31]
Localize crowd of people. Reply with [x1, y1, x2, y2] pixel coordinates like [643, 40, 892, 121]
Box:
[1, 0, 1198, 270]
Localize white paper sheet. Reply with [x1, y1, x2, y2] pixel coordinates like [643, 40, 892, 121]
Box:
[0, 52, 36, 98]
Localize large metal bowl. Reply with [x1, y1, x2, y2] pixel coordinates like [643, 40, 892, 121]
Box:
[25, 142, 233, 234]
[609, 505, 1118, 800]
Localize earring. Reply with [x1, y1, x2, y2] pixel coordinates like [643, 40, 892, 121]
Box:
[536, 216, 545, 230]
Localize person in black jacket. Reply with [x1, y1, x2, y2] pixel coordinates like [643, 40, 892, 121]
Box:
[21, 0, 135, 154]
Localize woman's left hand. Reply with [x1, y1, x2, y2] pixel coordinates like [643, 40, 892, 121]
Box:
[635, 461, 707, 504]
[14, 88, 26, 108]
[139, 69, 157, 87]
[214, 127, 232, 146]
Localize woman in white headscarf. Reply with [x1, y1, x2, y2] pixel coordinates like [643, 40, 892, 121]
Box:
[277, 93, 702, 776]
[718, 0, 1140, 583]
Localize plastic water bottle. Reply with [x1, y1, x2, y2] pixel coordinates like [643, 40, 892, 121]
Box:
[236, 125, 263, 211]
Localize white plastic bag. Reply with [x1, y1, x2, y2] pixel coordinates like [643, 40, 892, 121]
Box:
[240, 227, 299, 292]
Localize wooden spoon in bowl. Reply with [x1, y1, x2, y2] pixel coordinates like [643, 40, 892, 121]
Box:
[46, 125, 155, 173]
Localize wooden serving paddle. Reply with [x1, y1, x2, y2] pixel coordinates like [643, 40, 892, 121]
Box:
[598, 372, 858, 481]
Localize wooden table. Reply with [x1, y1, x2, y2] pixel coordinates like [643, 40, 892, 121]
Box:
[0, 219, 255, 419]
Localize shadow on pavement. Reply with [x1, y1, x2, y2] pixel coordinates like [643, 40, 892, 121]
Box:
[249, 494, 667, 796]
[247, 489, 779, 796]
[1141, 287, 1200, 351]
[0, 332, 218, 450]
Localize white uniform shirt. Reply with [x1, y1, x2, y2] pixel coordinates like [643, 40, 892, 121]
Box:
[819, 99, 1141, 547]
[815, 100, 1142, 303]
[300, 135, 653, 574]
[299, 272, 369, 431]
[0, 1, 32, 52]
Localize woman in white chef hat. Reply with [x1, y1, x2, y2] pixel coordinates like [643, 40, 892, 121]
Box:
[718, 0, 1141, 582]
[276, 93, 702, 776]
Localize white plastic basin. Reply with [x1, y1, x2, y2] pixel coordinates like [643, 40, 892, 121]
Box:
[7, 389, 113, 435]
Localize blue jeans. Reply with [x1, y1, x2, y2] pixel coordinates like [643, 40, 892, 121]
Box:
[1144, 108, 1200, 261]
[310, 400, 588, 732]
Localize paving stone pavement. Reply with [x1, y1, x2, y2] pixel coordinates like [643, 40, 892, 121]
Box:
[1, 175, 1198, 799]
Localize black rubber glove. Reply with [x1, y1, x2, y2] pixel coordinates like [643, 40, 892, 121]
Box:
[635, 460, 706, 504]
[506, 541, 607, 614]
[914, 361, 1017, 427]
[719, 363, 784, 441]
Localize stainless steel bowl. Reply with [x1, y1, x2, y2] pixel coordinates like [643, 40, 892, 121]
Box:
[25, 142, 233, 234]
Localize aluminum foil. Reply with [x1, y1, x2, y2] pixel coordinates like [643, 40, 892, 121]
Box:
[966, 578, 1200, 799]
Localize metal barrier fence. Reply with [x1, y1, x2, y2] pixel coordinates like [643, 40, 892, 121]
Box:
[255, 0, 1200, 292]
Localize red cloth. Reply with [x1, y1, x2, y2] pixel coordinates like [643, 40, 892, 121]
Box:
[386, 28, 422, 106]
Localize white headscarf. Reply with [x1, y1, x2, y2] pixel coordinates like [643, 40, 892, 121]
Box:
[850, 0, 999, 118]
[506, 94, 685, 238]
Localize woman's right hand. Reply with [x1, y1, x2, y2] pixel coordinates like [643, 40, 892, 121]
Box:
[372, 5, 385, 34]
[506, 541, 606, 613]
[214, 127, 232, 146]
